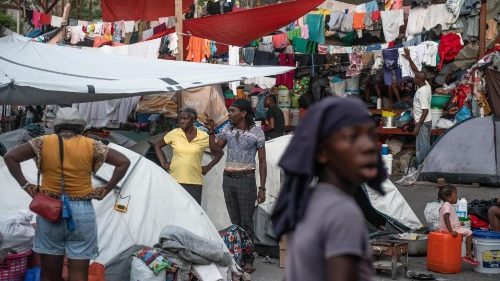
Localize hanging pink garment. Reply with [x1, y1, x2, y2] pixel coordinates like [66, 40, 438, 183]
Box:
[32, 11, 41, 29]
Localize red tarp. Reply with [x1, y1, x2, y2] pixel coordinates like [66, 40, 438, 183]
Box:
[102, 0, 325, 46]
[184, 0, 325, 46]
[101, 0, 193, 21]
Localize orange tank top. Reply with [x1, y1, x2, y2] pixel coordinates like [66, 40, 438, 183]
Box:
[39, 134, 95, 196]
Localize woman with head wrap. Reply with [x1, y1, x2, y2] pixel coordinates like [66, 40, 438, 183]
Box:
[4, 108, 131, 281]
[154, 107, 223, 204]
[272, 97, 386, 281]
[206, 99, 267, 274]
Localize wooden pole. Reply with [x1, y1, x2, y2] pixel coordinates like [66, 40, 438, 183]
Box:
[175, 0, 184, 61]
[478, 0, 487, 58]
[16, 0, 21, 33]
[89, 0, 93, 21]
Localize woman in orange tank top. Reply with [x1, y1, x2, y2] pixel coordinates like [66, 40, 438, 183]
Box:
[4, 108, 130, 281]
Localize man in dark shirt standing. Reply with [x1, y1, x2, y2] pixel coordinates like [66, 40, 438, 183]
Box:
[263, 95, 285, 140]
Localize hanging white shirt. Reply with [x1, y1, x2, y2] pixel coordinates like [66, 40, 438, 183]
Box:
[424, 4, 453, 31]
[398, 44, 426, 77]
[406, 7, 428, 39]
[422, 41, 439, 67]
[380, 9, 404, 43]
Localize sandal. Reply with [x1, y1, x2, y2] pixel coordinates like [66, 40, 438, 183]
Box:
[462, 256, 479, 266]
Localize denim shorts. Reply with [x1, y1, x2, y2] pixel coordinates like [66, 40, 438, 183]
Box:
[33, 200, 98, 260]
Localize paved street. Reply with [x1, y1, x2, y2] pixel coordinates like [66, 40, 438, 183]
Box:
[252, 181, 499, 281]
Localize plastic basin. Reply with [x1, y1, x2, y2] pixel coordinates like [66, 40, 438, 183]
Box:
[431, 95, 451, 109]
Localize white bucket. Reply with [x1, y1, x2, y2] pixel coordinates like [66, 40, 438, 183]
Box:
[382, 154, 393, 175]
[431, 109, 444, 129]
[251, 96, 259, 108]
[282, 108, 290, 126]
[330, 80, 346, 97]
[345, 76, 360, 95]
[290, 109, 300, 127]
[278, 90, 291, 108]
[473, 231, 500, 274]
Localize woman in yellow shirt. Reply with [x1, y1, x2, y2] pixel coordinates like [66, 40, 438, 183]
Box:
[4, 108, 130, 281]
[154, 108, 223, 204]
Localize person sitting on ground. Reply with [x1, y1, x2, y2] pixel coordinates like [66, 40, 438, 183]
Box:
[154, 107, 223, 205]
[438, 184, 479, 265]
[262, 95, 285, 140]
[272, 97, 388, 281]
[488, 198, 500, 231]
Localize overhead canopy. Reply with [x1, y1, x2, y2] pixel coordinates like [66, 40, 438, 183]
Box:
[100, 0, 324, 46]
[0, 35, 292, 105]
[101, 0, 193, 21]
[183, 0, 325, 46]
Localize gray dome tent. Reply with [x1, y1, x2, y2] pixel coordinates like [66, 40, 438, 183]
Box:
[419, 116, 500, 186]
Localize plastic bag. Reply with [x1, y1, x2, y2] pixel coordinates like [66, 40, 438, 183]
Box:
[424, 202, 442, 231]
[455, 106, 472, 123]
[130, 257, 166, 281]
[0, 210, 35, 252]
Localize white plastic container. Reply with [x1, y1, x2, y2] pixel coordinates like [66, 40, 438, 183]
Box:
[330, 80, 346, 97]
[431, 109, 444, 129]
[382, 154, 393, 175]
[473, 231, 500, 274]
[290, 109, 300, 127]
[456, 198, 468, 219]
[376, 98, 382, 110]
[251, 96, 259, 108]
[278, 90, 291, 108]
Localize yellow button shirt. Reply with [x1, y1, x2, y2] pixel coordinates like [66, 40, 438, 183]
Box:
[164, 128, 209, 185]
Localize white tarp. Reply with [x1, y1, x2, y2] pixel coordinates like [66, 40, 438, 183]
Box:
[0, 35, 293, 105]
[202, 135, 422, 230]
[0, 144, 228, 266]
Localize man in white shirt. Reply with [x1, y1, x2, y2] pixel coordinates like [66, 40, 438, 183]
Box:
[402, 48, 432, 165]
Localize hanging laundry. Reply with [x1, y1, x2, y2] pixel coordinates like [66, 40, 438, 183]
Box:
[422, 41, 439, 67]
[186, 36, 210, 62]
[364, 12, 374, 30]
[437, 33, 463, 70]
[355, 4, 367, 13]
[39, 13, 52, 25]
[424, 4, 454, 31]
[272, 33, 289, 49]
[150, 20, 161, 28]
[301, 24, 309, 39]
[305, 14, 325, 44]
[380, 9, 404, 43]
[486, 19, 498, 41]
[292, 38, 317, 54]
[398, 44, 426, 77]
[328, 11, 344, 31]
[32, 10, 41, 29]
[382, 48, 402, 86]
[253, 50, 278, 66]
[68, 19, 78, 26]
[346, 53, 363, 77]
[229, 46, 240, 94]
[50, 16, 63, 27]
[340, 13, 354, 32]
[276, 54, 296, 90]
[68, 26, 86, 44]
[124, 21, 135, 33]
[153, 23, 167, 35]
[330, 1, 356, 12]
[371, 10, 381, 22]
[406, 7, 428, 39]
[113, 22, 123, 42]
[259, 36, 274, 52]
[385, 0, 403, 10]
[287, 28, 302, 41]
[142, 28, 154, 40]
[242, 47, 256, 65]
[168, 33, 179, 56]
[78, 20, 89, 26]
[353, 13, 366, 30]
[365, 1, 379, 12]
[446, 0, 465, 25]
[410, 0, 432, 8]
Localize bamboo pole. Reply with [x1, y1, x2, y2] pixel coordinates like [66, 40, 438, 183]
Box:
[175, 0, 184, 61]
[478, 0, 487, 58]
